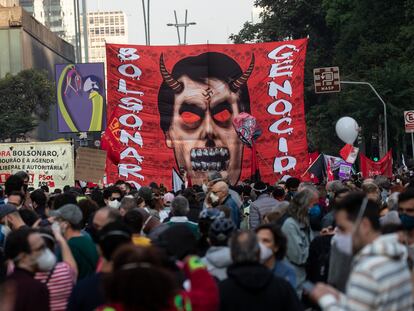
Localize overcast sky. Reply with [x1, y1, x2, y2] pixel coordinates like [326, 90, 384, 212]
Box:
[87, 0, 257, 45]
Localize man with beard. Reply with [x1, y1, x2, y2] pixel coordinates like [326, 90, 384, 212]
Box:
[158, 52, 254, 185]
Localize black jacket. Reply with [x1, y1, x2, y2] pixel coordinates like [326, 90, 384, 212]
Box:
[219, 262, 303, 311]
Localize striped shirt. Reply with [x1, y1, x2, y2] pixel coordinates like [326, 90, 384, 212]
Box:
[320, 234, 413, 311]
[35, 262, 76, 311]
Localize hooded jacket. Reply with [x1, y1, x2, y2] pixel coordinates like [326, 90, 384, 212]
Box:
[202, 246, 232, 281]
[219, 262, 303, 311]
[320, 234, 413, 311]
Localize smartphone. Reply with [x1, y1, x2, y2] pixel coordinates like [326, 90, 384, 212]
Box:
[302, 281, 315, 293]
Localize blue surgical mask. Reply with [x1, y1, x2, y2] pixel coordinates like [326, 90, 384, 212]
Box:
[400, 214, 414, 230]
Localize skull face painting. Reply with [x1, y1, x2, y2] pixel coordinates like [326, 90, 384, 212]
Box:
[158, 52, 254, 185]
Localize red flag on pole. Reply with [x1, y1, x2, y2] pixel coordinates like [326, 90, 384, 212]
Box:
[360, 150, 393, 178]
[101, 115, 122, 165]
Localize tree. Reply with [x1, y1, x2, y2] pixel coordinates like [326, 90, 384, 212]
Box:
[0, 69, 55, 142]
[231, 0, 414, 159]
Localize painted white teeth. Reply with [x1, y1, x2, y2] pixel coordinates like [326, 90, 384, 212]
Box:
[217, 162, 222, 170]
[211, 162, 217, 170]
[219, 148, 225, 156]
[191, 149, 196, 158]
[209, 149, 215, 156]
[203, 149, 208, 156]
[196, 149, 202, 156]
[201, 161, 207, 170]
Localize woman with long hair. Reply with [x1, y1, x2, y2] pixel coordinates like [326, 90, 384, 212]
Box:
[281, 187, 318, 296]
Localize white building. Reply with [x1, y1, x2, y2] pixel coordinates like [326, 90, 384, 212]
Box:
[87, 11, 128, 63]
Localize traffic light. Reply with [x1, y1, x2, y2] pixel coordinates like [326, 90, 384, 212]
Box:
[371, 134, 380, 161]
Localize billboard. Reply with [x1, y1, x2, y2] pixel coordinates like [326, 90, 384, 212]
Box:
[104, 40, 309, 188]
[0, 141, 74, 190]
[55, 63, 106, 133]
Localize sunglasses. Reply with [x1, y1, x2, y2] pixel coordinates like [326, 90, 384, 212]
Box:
[109, 197, 121, 202]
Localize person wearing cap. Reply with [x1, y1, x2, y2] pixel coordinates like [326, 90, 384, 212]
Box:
[0, 203, 27, 232]
[35, 226, 78, 311]
[202, 218, 235, 281]
[51, 204, 99, 280]
[249, 181, 280, 230]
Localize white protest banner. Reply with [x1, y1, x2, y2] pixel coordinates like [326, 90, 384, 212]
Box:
[0, 141, 74, 190]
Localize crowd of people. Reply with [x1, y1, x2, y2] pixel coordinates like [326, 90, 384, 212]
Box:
[0, 170, 413, 311]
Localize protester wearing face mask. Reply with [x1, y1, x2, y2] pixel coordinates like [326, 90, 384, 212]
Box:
[281, 188, 315, 296]
[210, 181, 241, 228]
[50, 204, 99, 280]
[309, 193, 413, 311]
[0, 204, 27, 232]
[4, 228, 50, 311]
[103, 186, 123, 210]
[219, 231, 302, 311]
[397, 189, 414, 275]
[35, 226, 78, 311]
[256, 224, 296, 289]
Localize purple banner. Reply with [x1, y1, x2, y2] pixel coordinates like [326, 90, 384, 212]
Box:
[55, 63, 106, 133]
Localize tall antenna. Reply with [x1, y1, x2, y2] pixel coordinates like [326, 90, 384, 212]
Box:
[167, 9, 196, 45]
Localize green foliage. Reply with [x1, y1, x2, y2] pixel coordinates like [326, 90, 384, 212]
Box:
[0, 69, 55, 142]
[232, 0, 414, 157]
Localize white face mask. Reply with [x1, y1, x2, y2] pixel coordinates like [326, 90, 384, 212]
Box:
[202, 184, 208, 193]
[210, 192, 219, 204]
[334, 197, 369, 256]
[259, 242, 274, 263]
[108, 199, 121, 209]
[333, 232, 353, 255]
[36, 248, 57, 272]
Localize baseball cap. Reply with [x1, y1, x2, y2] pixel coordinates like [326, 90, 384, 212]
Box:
[208, 171, 223, 183]
[50, 204, 83, 225]
[0, 204, 17, 218]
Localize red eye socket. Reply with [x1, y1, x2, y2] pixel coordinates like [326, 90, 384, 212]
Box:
[213, 109, 231, 122]
[181, 111, 201, 124]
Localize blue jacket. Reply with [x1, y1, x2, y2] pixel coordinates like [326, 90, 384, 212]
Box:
[223, 195, 241, 228]
[272, 260, 296, 289]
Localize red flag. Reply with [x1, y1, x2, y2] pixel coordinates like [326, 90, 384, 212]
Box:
[340, 144, 359, 164]
[360, 150, 393, 178]
[101, 115, 122, 165]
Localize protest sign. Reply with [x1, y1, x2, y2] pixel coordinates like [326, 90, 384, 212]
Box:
[104, 39, 309, 188]
[75, 147, 107, 183]
[0, 141, 74, 190]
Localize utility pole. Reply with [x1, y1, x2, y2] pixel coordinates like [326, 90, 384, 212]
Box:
[81, 0, 88, 62]
[167, 10, 196, 45]
[141, 0, 150, 45]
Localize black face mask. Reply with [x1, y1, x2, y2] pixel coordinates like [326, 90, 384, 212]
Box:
[89, 227, 100, 244]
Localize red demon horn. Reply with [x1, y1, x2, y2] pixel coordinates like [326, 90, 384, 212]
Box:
[230, 54, 255, 92]
[160, 53, 184, 93]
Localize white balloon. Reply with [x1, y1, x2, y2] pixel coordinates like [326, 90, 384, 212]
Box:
[335, 117, 359, 145]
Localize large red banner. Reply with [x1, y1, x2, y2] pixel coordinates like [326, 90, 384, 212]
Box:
[360, 150, 393, 178]
[104, 40, 308, 189]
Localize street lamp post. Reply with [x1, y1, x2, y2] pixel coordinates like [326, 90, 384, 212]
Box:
[340, 81, 388, 155]
[167, 9, 196, 45]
